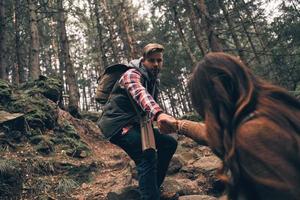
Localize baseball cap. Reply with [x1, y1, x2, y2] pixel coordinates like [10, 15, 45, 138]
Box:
[143, 43, 164, 57]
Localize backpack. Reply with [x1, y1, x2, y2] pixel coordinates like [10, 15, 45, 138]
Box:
[95, 64, 132, 104]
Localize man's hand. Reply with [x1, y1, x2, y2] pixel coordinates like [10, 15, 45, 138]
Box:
[157, 113, 177, 134]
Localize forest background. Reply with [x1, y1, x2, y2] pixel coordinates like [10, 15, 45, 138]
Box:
[0, 0, 299, 117]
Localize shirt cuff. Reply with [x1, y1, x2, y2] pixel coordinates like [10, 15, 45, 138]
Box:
[152, 110, 163, 121]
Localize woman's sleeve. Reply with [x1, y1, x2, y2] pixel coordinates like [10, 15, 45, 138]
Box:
[178, 120, 208, 146]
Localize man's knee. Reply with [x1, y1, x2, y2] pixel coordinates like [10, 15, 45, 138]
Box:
[159, 134, 178, 153]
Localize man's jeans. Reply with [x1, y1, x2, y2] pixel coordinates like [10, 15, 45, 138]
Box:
[110, 126, 178, 200]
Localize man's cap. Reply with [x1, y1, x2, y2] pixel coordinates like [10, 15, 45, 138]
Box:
[143, 43, 164, 57]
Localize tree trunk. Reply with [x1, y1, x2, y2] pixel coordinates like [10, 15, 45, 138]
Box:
[13, 0, 21, 84]
[86, 0, 100, 76]
[50, 16, 59, 73]
[178, 84, 188, 114]
[57, 0, 80, 117]
[197, 0, 223, 52]
[93, 0, 108, 70]
[0, 0, 8, 80]
[169, 2, 197, 65]
[83, 85, 88, 111]
[166, 88, 179, 117]
[118, 0, 137, 61]
[158, 92, 167, 112]
[28, 0, 41, 80]
[102, 0, 120, 63]
[218, 0, 246, 61]
[182, 0, 206, 56]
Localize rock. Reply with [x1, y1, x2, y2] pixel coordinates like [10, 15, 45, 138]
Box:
[167, 155, 183, 175]
[178, 195, 217, 200]
[192, 156, 221, 173]
[107, 185, 141, 200]
[21, 75, 62, 103]
[178, 151, 199, 165]
[0, 159, 23, 200]
[129, 160, 138, 180]
[81, 111, 102, 122]
[162, 177, 202, 196]
[0, 111, 24, 124]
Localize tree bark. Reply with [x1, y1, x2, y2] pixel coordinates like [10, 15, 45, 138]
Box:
[101, 0, 120, 63]
[28, 0, 41, 80]
[57, 0, 80, 117]
[197, 0, 223, 52]
[0, 0, 8, 80]
[118, 0, 137, 61]
[182, 0, 206, 56]
[169, 2, 197, 65]
[93, 0, 108, 70]
[167, 89, 179, 117]
[13, 0, 21, 84]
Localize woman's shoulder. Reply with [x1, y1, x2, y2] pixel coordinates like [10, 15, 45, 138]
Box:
[235, 115, 291, 148]
[237, 115, 274, 136]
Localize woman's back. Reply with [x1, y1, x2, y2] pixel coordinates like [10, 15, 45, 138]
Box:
[235, 108, 300, 200]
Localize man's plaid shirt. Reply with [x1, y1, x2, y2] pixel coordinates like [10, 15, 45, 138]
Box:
[119, 68, 162, 133]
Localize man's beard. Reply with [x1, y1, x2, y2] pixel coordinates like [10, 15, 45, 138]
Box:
[149, 68, 160, 77]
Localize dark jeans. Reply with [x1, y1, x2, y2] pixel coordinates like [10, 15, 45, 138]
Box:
[110, 126, 177, 200]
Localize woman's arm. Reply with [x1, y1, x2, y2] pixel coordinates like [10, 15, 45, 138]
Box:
[177, 120, 208, 146]
[158, 117, 208, 145]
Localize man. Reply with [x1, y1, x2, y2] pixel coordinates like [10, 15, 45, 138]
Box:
[97, 43, 178, 200]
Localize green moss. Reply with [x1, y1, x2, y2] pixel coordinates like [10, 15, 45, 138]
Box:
[21, 75, 62, 103]
[35, 139, 55, 155]
[32, 159, 56, 175]
[0, 159, 23, 199]
[0, 80, 12, 105]
[56, 177, 78, 194]
[8, 93, 57, 130]
[61, 137, 90, 158]
[54, 122, 90, 158]
[67, 162, 97, 184]
[61, 122, 81, 139]
[30, 135, 47, 145]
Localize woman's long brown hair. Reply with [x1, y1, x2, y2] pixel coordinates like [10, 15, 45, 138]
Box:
[188, 52, 300, 198]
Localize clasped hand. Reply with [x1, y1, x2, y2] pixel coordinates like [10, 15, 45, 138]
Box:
[156, 113, 177, 134]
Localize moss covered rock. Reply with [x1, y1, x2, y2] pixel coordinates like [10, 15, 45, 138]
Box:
[21, 75, 62, 103]
[54, 122, 91, 158]
[8, 95, 58, 130]
[0, 76, 62, 131]
[0, 80, 12, 105]
[0, 159, 23, 199]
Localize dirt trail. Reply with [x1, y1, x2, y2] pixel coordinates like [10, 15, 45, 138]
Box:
[70, 122, 133, 200]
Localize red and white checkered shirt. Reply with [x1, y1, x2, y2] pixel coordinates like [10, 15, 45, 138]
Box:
[119, 68, 162, 134]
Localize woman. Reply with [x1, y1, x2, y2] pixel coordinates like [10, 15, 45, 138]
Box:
[159, 52, 300, 200]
